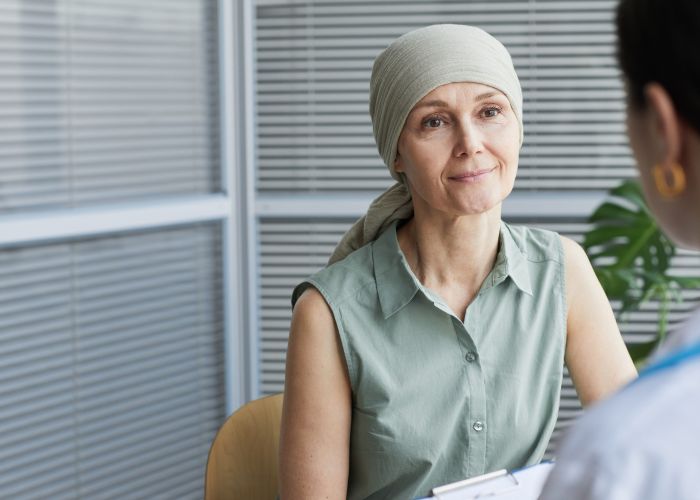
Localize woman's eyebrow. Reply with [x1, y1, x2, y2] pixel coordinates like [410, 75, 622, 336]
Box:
[414, 92, 503, 110]
[475, 91, 500, 101]
[413, 99, 449, 109]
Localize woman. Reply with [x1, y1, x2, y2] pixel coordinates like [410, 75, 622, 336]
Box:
[540, 0, 700, 498]
[279, 24, 636, 500]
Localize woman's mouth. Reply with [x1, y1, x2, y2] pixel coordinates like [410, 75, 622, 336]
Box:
[448, 166, 497, 183]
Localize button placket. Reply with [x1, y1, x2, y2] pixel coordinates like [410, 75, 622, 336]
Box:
[461, 301, 480, 365]
[462, 297, 488, 474]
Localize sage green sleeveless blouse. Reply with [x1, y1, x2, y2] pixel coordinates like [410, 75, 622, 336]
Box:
[291, 220, 567, 499]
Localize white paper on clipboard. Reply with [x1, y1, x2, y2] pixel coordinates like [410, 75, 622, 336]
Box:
[430, 462, 554, 500]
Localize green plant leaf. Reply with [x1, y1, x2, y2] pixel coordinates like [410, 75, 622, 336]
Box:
[584, 225, 642, 250]
[627, 339, 661, 365]
[670, 276, 700, 288]
[582, 180, 700, 364]
[589, 201, 640, 224]
[610, 181, 649, 213]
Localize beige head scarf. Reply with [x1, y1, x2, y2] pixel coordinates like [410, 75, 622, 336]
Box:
[328, 24, 524, 265]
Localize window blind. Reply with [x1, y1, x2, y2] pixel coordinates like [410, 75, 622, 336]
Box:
[255, 0, 632, 192]
[1, 0, 227, 497]
[0, 0, 220, 213]
[0, 224, 225, 499]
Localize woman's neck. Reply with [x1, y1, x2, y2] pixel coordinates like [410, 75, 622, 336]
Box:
[397, 204, 502, 317]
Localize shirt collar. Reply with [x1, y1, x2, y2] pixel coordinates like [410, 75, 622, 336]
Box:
[372, 221, 421, 319]
[494, 221, 533, 297]
[372, 220, 532, 319]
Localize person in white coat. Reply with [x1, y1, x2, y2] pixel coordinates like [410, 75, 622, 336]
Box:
[540, 0, 700, 498]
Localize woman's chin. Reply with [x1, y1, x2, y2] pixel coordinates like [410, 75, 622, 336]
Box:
[452, 188, 510, 216]
[452, 197, 503, 216]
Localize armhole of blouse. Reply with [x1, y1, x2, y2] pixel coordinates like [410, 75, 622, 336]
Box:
[291, 279, 357, 392]
[557, 233, 569, 347]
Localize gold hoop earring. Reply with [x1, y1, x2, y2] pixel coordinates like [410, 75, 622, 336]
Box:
[653, 163, 686, 198]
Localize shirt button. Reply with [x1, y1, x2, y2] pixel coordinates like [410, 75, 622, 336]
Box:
[473, 421, 485, 432]
[465, 351, 477, 363]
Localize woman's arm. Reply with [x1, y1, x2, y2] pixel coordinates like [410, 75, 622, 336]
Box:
[561, 236, 637, 407]
[278, 288, 352, 500]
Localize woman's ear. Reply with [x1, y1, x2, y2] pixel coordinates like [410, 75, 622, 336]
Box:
[644, 82, 683, 166]
[394, 153, 403, 173]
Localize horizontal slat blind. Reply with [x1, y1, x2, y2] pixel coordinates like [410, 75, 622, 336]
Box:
[258, 219, 358, 393]
[255, 0, 632, 192]
[0, 0, 220, 213]
[0, 224, 225, 499]
[258, 217, 700, 454]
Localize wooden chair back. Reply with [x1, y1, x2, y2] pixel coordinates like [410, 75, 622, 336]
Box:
[204, 393, 283, 500]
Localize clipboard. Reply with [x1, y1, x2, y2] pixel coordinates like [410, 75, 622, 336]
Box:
[424, 461, 554, 500]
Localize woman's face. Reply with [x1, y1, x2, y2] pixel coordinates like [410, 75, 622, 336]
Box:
[395, 82, 520, 217]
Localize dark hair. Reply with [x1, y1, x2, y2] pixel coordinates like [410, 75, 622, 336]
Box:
[616, 0, 700, 132]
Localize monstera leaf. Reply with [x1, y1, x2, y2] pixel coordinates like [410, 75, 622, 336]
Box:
[583, 180, 700, 363]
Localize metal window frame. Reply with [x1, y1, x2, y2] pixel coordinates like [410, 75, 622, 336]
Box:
[220, 0, 260, 413]
[0, 196, 229, 247]
[0, 0, 252, 416]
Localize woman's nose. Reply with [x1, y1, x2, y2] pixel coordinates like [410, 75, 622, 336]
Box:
[454, 121, 484, 157]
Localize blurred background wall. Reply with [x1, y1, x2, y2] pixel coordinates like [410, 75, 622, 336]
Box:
[1, 0, 699, 498]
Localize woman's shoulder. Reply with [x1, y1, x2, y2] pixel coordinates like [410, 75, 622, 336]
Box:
[502, 222, 565, 264]
[292, 242, 379, 309]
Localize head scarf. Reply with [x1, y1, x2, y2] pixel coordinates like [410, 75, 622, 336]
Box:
[328, 24, 524, 264]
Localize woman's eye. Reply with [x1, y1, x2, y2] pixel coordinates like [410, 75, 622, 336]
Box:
[482, 107, 501, 118]
[424, 117, 444, 128]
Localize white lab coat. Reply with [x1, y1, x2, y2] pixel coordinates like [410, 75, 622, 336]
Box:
[539, 309, 700, 500]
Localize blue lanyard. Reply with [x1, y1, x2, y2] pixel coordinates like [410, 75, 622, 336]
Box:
[637, 340, 700, 381]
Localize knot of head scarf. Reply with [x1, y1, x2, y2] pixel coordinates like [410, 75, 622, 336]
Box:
[328, 24, 523, 265]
